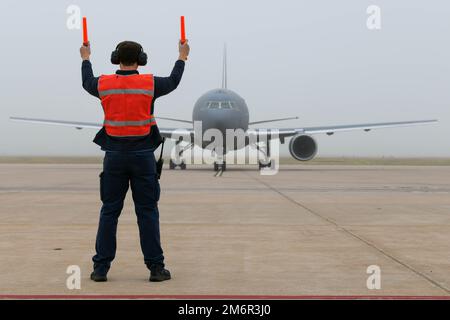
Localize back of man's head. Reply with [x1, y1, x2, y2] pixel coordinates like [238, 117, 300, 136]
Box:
[117, 41, 142, 66]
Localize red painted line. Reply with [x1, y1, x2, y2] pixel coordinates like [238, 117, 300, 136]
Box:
[0, 295, 449, 300]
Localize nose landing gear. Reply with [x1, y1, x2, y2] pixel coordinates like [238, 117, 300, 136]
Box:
[214, 161, 226, 172]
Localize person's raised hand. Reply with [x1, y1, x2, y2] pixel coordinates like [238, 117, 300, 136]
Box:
[178, 40, 190, 61]
[80, 41, 91, 61]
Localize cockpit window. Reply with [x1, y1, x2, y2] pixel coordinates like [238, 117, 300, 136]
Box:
[207, 101, 235, 109]
[208, 101, 221, 109]
[221, 102, 232, 109]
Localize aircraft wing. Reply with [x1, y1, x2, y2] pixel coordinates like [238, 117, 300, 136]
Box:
[159, 128, 194, 140]
[10, 116, 194, 139]
[11, 117, 437, 142]
[10, 117, 102, 129]
[247, 119, 438, 140]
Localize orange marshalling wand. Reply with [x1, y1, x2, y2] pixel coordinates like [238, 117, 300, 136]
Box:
[82, 17, 88, 45]
[180, 16, 186, 44]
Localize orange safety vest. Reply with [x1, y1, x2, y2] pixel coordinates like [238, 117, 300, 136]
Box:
[98, 74, 156, 137]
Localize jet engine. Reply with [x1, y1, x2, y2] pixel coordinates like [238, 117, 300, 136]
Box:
[289, 134, 318, 161]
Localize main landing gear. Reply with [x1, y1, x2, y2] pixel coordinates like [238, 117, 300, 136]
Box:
[254, 141, 274, 171]
[169, 140, 192, 170]
[258, 160, 272, 170]
[169, 159, 186, 170]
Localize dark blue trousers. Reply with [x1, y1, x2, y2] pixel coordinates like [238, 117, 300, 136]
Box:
[92, 149, 164, 275]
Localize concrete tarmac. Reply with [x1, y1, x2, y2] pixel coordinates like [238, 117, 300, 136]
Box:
[0, 163, 450, 297]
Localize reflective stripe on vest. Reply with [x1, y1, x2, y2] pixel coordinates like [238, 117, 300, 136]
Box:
[99, 89, 155, 98]
[98, 74, 156, 137]
[104, 116, 157, 127]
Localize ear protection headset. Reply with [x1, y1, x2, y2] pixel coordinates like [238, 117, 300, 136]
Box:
[111, 41, 148, 66]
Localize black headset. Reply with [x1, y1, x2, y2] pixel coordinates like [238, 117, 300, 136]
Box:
[111, 41, 148, 66]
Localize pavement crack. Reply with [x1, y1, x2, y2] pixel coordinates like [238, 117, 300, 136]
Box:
[245, 172, 450, 295]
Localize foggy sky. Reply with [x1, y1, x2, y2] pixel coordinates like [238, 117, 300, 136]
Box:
[1, 0, 449, 157]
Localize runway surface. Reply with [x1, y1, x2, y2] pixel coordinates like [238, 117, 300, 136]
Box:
[0, 163, 450, 297]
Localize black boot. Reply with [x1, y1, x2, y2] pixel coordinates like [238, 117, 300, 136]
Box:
[149, 266, 171, 282]
[90, 271, 108, 282]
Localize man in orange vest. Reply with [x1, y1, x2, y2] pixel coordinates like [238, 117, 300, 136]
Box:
[80, 39, 190, 282]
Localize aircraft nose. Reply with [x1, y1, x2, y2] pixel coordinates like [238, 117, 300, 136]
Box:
[206, 109, 242, 131]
